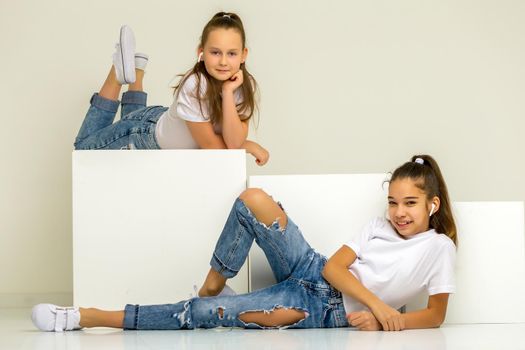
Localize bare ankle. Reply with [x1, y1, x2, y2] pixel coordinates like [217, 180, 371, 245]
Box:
[198, 285, 223, 297]
[78, 307, 91, 327]
[78, 307, 124, 329]
[128, 70, 144, 92]
[198, 268, 227, 297]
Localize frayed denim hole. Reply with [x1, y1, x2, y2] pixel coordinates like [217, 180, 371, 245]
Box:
[171, 300, 192, 327]
[236, 197, 285, 230]
[238, 305, 309, 330]
[246, 212, 286, 234]
[270, 219, 285, 232]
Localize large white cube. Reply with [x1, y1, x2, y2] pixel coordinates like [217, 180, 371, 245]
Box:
[73, 150, 248, 309]
[433, 202, 525, 324]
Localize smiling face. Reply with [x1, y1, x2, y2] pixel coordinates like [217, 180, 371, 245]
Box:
[388, 178, 440, 238]
[200, 28, 247, 81]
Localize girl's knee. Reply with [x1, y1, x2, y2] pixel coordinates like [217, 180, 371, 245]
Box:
[238, 188, 287, 228]
[239, 188, 268, 205]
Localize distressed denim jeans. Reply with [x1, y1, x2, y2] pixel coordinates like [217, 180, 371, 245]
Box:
[74, 92, 166, 150]
[123, 198, 349, 330]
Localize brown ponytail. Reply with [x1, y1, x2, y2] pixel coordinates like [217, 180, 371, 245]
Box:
[390, 155, 457, 245]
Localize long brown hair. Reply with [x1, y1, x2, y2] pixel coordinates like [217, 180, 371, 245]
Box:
[390, 155, 457, 245]
[174, 12, 257, 125]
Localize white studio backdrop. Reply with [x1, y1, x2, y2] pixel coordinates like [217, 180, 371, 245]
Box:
[1, 0, 524, 307]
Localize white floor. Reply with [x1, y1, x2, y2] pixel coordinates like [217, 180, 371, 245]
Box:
[2, 308, 525, 350]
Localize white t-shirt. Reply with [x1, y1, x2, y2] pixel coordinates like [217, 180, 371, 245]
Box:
[343, 217, 456, 313]
[155, 73, 247, 149]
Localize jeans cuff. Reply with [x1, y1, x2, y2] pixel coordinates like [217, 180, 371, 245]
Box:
[123, 304, 139, 330]
[90, 93, 120, 113]
[210, 254, 238, 279]
[122, 90, 147, 105]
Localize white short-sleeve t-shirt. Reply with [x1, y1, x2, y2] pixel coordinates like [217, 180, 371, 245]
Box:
[155, 73, 247, 149]
[343, 217, 456, 313]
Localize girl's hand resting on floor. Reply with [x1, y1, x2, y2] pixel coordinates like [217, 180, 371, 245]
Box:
[347, 311, 381, 331]
[369, 301, 405, 331]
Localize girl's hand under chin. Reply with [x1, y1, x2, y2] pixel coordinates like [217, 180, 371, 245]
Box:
[222, 70, 244, 93]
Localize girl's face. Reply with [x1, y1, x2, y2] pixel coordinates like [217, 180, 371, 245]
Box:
[387, 178, 439, 238]
[200, 28, 248, 81]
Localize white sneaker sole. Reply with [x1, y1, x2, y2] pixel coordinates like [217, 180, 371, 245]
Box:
[119, 25, 136, 84]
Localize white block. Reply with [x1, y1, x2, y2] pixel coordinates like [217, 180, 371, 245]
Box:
[248, 174, 388, 291]
[429, 202, 525, 324]
[73, 150, 248, 309]
[406, 202, 525, 324]
[248, 175, 525, 324]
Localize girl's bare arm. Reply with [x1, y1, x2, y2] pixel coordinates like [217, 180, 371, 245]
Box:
[221, 89, 249, 148]
[401, 293, 449, 329]
[324, 245, 450, 330]
[184, 121, 268, 165]
[323, 245, 405, 331]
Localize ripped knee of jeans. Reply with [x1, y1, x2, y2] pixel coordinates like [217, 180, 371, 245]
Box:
[238, 306, 309, 329]
[257, 217, 286, 233]
[243, 204, 286, 233]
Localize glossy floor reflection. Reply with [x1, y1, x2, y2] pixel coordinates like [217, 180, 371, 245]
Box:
[2, 308, 525, 350]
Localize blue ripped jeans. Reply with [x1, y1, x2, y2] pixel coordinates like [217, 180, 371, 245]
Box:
[123, 199, 349, 330]
[74, 92, 166, 150]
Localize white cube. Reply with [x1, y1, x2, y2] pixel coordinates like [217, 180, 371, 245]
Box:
[73, 150, 248, 309]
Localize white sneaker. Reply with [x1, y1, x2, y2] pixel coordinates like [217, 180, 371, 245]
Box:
[218, 284, 237, 296]
[31, 303, 82, 332]
[135, 53, 149, 71]
[112, 25, 136, 84]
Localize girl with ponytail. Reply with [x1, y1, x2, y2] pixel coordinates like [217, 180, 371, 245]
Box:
[74, 12, 268, 166]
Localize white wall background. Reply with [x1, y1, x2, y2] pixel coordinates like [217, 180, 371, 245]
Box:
[1, 0, 524, 306]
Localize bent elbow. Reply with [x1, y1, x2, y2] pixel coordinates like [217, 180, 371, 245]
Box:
[430, 311, 446, 328]
[225, 140, 244, 150]
[199, 141, 225, 150]
[434, 316, 446, 328]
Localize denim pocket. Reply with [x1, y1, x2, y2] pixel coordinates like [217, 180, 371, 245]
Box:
[322, 303, 349, 328]
[128, 125, 159, 150]
[143, 106, 168, 123]
[120, 107, 148, 121]
[297, 279, 333, 298]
